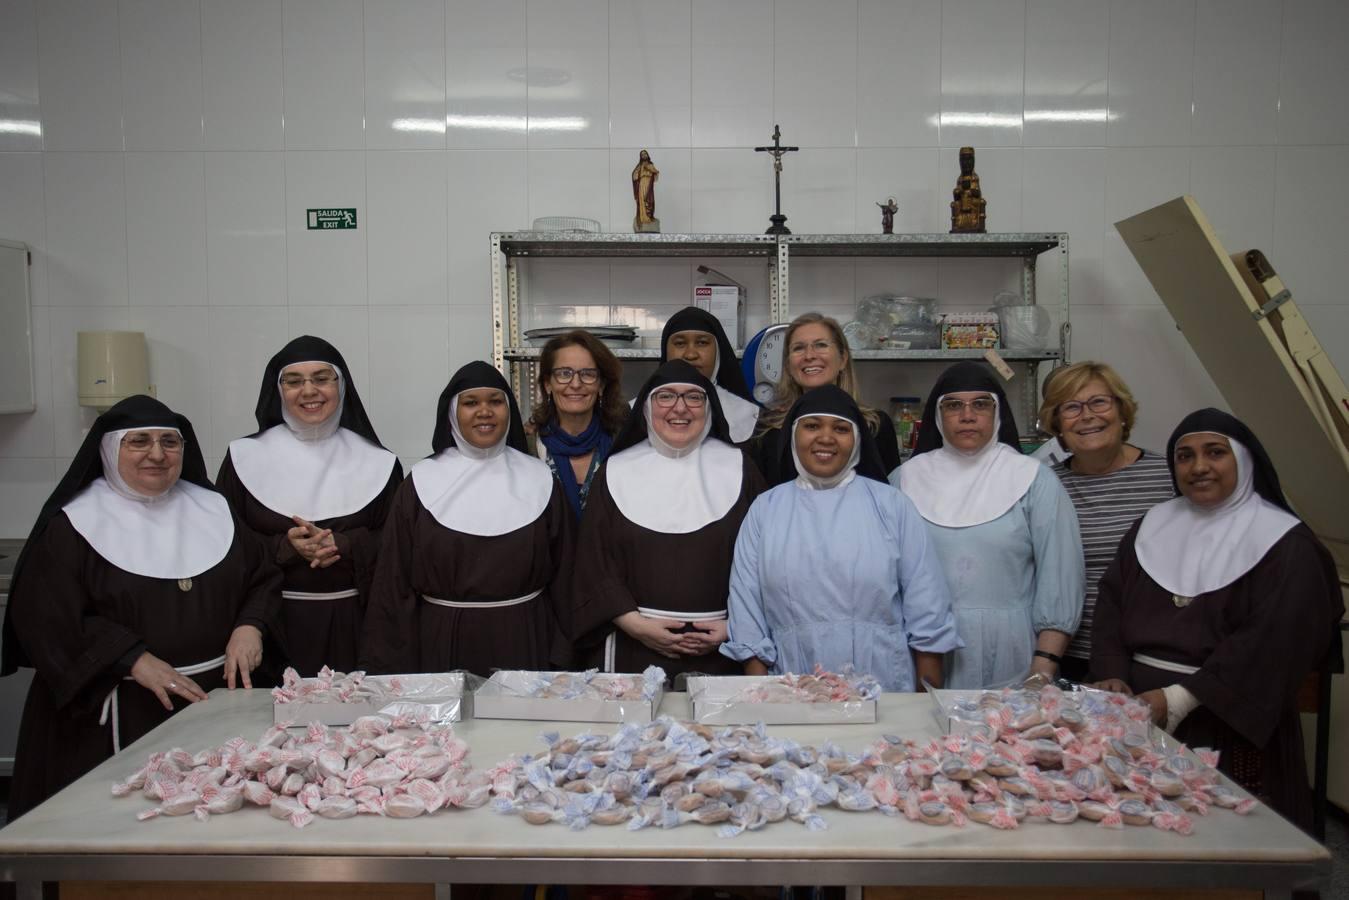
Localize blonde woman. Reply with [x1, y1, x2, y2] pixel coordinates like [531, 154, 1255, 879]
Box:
[751, 312, 901, 485]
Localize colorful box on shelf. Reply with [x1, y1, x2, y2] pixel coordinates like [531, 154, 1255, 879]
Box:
[941, 313, 1000, 350]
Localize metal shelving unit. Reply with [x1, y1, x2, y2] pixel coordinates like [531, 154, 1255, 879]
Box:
[491, 232, 1069, 429]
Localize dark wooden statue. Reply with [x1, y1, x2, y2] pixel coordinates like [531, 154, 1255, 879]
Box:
[949, 147, 987, 234]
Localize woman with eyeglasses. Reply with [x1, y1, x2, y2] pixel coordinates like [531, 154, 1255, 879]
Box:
[659, 307, 760, 444]
[526, 331, 627, 520]
[1, 395, 282, 820]
[1036, 361, 1175, 682]
[215, 336, 402, 676]
[897, 362, 1084, 689]
[360, 362, 573, 677]
[752, 312, 902, 486]
[565, 360, 766, 680]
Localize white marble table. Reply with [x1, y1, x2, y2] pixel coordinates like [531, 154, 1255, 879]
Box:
[0, 689, 1329, 898]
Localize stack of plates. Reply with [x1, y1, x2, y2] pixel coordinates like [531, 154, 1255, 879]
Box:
[524, 325, 639, 347]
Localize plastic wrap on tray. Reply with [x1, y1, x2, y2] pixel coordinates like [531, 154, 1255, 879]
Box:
[929, 677, 1161, 746]
[272, 667, 479, 726]
[473, 666, 665, 723]
[687, 668, 880, 725]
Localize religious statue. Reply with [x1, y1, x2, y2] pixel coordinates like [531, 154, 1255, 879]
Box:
[949, 147, 987, 234]
[877, 197, 898, 234]
[755, 125, 798, 235]
[632, 150, 660, 233]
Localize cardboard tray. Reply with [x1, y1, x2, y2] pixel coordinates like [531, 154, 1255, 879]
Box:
[273, 672, 469, 726]
[686, 676, 878, 725]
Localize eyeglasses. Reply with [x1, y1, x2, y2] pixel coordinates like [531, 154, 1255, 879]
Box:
[550, 367, 600, 385]
[279, 371, 338, 390]
[651, 389, 707, 409]
[938, 397, 997, 417]
[121, 433, 185, 454]
[1058, 395, 1116, 420]
[788, 339, 835, 357]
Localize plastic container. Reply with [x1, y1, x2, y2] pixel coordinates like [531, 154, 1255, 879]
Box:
[991, 290, 1051, 349]
[884, 323, 940, 350]
[890, 396, 921, 447]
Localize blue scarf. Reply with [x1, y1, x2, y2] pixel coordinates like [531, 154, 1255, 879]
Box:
[540, 415, 612, 518]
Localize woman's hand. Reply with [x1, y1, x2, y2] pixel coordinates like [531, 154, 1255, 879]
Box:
[677, 619, 728, 655]
[1137, 688, 1168, 727]
[613, 612, 691, 658]
[1092, 678, 1134, 696]
[1028, 655, 1059, 681]
[287, 516, 341, 568]
[224, 625, 264, 689]
[130, 652, 209, 711]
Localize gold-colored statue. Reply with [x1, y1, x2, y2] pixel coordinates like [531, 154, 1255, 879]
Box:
[949, 147, 987, 234]
[632, 150, 660, 233]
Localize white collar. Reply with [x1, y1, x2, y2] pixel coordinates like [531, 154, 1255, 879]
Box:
[64, 477, 235, 579]
[897, 397, 1039, 527]
[791, 414, 860, 491]
[229, 425, 397, 521]
[1135, 436, 1299, 596]
[411, 445, 553, 537]
[717, 386, 760, 443]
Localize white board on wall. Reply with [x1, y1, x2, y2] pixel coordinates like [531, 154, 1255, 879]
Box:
[0, 239, 35, 414]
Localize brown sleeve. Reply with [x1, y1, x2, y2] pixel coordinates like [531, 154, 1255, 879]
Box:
[1089, 522, 1138, 683]
[544, 482, 578, 668]
[231, 520, 285, 641]
[358, 481, 421, 674]
[215, 452, 299, 568]
[332, 461, 404, 602]
[566, 469, 638, 652]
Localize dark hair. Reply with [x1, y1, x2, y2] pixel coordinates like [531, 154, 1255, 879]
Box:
[528, 330, 628, 436]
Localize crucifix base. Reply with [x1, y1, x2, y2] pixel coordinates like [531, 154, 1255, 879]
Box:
[765, 214, 791, 236]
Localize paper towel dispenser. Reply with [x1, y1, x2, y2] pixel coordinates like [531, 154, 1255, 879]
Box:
[78, 331, 153, 409]
[0, 239, 35, 414]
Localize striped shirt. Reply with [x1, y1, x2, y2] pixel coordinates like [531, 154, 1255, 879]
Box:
[1052, 450, 1176, 660]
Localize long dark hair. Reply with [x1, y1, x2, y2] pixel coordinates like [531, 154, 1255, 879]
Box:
[528, 330, 628, 436]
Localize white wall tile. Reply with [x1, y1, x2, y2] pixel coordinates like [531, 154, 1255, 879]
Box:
[610, 148, 691, 236]
[0, 305, 53, 457]
[1273, 147, 1349, 308]
[367, 305, 451, 459]
[44, 153, 128, 306]
[285, 151, 367, 305]
[205, 305, 290, 454]
[448, 302, 494, 368]
[609, 260, 690, 323]
[1024, 0, 1109, 147]
[447, 150, 528, 305]
[120, 0, 204, 151]
[521, 259, 611, 320]
[526, 0, 609, 150]
[367, 150, 449, 306]
[1023, 149, 1105, 306]
[939, 0, 1025, 148]
[282, 0, 365, 150]
[691, 149, 773, 234]
[125, 152, 207, 306]
[1106, 0, 1196, 147]
[857, 149, 943, 233]
[1278, 0, 1349, 145]
[288, 306, 371, 391]
[527, 150, 611, 230]
[937, 257, 1023, 309]
[205, 151, 287, 306]
[609, 0, 691, 149]
[853, 259, 942, 304]
[788, 259, 856, 316]
[0, 459, 55, 539]
[691, 0, 773, 148]
[125, 305, 212, 426]
[202, 0, 284, 150]
[1188, 146, 1276, 257]
[48, 306, 130, 455]
[0, 0, 41, 152]
[446, 0, 527, 150]
[857, 0, 941, 148]
[36, 0, 122, 150]
[365, 0, 446, 150]
[1103, 148, 1191, 307]
[0, 152, 49, 306]
[1191, 0, 1279, 146]
[782, 149, 856, 233]
[775, 0, 858, 148]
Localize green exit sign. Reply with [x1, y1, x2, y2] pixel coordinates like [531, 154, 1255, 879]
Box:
[307, 208, 358, 230]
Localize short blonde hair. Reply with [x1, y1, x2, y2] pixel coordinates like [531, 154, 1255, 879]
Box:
[758, 312, 882, 435]
[1038, 361, 1139, 441]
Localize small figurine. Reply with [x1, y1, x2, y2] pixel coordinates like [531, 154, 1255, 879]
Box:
[949, 147, 987, 234]
[877, 197, 898, 234]
[632, 150, 660, 233]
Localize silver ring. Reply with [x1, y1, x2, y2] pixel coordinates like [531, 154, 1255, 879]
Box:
[168, 682, 177, 690]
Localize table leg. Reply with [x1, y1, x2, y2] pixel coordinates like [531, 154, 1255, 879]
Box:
[434, 885, 451, 900]
[15, 882, 42, 900]
[845, 886, 861, 900]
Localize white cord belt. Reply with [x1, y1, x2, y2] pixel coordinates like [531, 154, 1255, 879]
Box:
[99, 653, 228, 754]
[636, 607, 728, 621]
[422, 587, 543, 609]
[282, 588, 359, 601]
[1132, 652, 1201, 676]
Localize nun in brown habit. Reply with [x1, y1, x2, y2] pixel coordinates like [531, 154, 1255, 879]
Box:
[1091, 408, 1344, 832]
[1, 396, 283, 821]
[359, 362, 573, 677]
[566, 360, 766, 681]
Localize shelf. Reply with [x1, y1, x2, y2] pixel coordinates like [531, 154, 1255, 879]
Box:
[494, 233, 779, 258]
[783, 233, 1063, 258]
[851, 348, 1062, 361]
[505, 347, 662, 361]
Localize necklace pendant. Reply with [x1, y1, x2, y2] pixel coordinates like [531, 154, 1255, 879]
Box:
[1172, 594, 1192, 609]
[177, 578, 193, 592]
